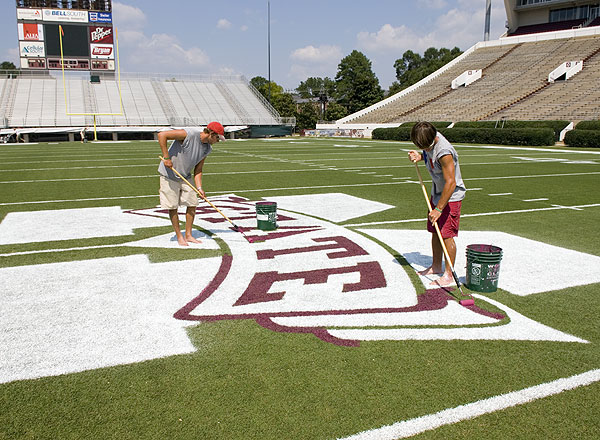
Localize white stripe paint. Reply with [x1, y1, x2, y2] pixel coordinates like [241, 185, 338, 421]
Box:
[337, 369, 600, 440]
[2, 170, 599, 185]
[0, 194, 157, 206]
[0, 175, 158, 184]
[345, 203, 600, 227]
[489, 193, 513, 196]
[523, 198, 549, 202]
[458, 144, 600, 155]
[551, 204, 584, 211]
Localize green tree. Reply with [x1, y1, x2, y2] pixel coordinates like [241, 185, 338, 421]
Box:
[250, 76, 284, 102]
[387, 81, 403, 96]
[296, 77, 336, 100]
[334, 50, 383, 114]
[324, 102, 347, 121]
[393, 47, 462, 90]
[271, 92, 297, 118]
[296, 102, 319, 131]
[1, 61, 17, 70]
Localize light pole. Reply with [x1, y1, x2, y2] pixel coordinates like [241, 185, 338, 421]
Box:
[484, 0, 491, 41]
[267, 1, 271, 104]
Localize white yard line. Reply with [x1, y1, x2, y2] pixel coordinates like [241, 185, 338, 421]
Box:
[0, 195, 156, 206]
[337, 369, 600, 440]
[2, 169, 599, 185]
[346, 204, 600, 227]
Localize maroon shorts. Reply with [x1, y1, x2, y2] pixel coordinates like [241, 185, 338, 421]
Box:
[427, 200, 462, 238]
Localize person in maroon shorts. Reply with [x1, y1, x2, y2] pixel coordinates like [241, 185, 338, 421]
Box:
[408, 122, 466, 287]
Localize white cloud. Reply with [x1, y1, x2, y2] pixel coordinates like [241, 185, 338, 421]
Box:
[112, 2, 146, 30]
[357, 1, 506, 57]
[357, 24, 433, 53]
[118, 31, 210, 70]
[287, 45, 343, 84]
[219, 66, 236, 76]
[111, 2, 211, 72]
[240, 25, 249, 32]
[217, 19, 232, 30]
[290, 44, 342, 63]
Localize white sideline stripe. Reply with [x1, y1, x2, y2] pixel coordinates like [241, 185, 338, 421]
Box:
[2, 170, 599, 185]
[523, 198, 549, 202]
[489, 193, 513, 196]
[0, 157, 594, 173]
[1, 175, 157, 184]
[346, 204, 600, 227]
[338, 369, 600, 440]
[460, 144, 600, 155]
[0, 195, 156, 206]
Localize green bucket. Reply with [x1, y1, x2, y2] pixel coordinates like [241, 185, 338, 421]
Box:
[256, 201, 277, 231]
[465, 244, 503, 293]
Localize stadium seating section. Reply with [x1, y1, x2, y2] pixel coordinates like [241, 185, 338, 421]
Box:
[343, 34, 600, 124]
[0, 75, 281, 128]
[2, 33, 600, 131]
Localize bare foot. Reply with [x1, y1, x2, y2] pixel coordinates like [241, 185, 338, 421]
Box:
[186, 235, 202, 244]
[419, 265, 443, 276]
[429, 274, 455, 288]
[176, 235, 189, 246]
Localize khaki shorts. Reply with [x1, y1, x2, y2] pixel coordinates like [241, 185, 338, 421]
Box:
[159, 175, 198, 209]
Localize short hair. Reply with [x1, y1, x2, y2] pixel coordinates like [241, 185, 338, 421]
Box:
[410, 121, 437, 150]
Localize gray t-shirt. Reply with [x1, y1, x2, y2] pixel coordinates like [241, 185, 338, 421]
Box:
[423, 132, 466, 205]
[158, 127, 212, 181]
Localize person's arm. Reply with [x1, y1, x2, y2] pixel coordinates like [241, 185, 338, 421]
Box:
[158, 129, 187, 168]
[428, 154, 456, 224]
[193, 158, 206, 199]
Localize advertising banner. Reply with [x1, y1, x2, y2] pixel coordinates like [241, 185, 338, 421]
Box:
[42, 9, 88, 23]
[19, 41, 45, 58]
[89, 26, 113, 44]
[90, 44, 114, 59]
[18, 23, 45, 41]
[89, 12, 112, 23]
[17, 8, 43, 21]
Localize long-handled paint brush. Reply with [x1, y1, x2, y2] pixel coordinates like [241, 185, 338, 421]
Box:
[159, 156, 255, 243]
[414, 162, 474, 306]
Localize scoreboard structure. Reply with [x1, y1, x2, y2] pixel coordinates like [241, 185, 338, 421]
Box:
[16, 1, 114, 73]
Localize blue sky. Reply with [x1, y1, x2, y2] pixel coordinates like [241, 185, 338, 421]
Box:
[2, 0, 507, 90]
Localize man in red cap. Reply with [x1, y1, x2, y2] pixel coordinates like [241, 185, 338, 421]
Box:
[158, 122, 226, 246]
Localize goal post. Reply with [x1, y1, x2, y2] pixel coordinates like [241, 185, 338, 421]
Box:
[59, 24, 124, 141]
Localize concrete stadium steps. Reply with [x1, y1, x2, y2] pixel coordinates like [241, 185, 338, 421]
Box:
[1, 76, 281, 128]
[345, 34, 600, 124]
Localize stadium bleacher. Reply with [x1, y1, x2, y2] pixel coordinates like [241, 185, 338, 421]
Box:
[0, 74, 285, 133]
[340, 30, 600, 125]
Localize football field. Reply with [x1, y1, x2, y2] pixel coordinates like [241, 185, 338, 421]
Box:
[1, 137, 599, 439]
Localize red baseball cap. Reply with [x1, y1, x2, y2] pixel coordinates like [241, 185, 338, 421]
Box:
[207, 121, 226, 141]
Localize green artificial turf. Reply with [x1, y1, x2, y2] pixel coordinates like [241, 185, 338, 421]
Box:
[0, 138, 598, 439]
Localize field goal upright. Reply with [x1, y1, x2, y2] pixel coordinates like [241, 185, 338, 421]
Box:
[59, 24, 123, 141]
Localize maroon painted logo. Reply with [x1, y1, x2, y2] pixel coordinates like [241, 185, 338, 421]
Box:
[129, 195, 504, 346]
